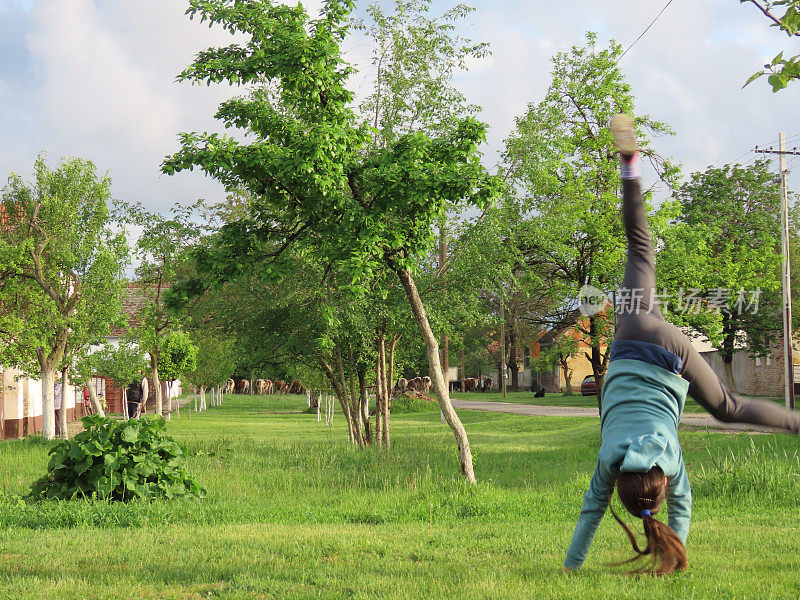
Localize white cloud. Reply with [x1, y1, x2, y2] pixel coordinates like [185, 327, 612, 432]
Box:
[1, 0, 799, 216]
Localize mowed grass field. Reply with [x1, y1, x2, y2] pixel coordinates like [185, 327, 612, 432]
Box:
[2, 394, 800, 599]
[453, 390, 786, 414]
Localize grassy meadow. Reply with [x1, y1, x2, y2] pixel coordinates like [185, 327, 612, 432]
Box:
[1, 394, 800, 599]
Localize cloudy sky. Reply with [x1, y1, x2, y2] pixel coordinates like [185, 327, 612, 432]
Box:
[1, 0, 799, 214]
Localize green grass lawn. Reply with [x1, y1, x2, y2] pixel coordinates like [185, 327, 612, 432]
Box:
[452, 390, 787, 414]
[2, 394, 800, 599]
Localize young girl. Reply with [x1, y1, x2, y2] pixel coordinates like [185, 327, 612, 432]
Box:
[563, 114, 800, 575]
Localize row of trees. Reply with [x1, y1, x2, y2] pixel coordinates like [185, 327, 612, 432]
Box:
[1, 1, 794, 478]
[159, 0, 795, 480]
[0, 158, 209, 439]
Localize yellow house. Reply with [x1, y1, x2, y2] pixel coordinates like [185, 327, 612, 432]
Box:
[531, 310, 608, 394]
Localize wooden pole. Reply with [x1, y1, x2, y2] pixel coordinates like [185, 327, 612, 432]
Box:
[779, 133, 795, 409]
[501, 303, 507, 398]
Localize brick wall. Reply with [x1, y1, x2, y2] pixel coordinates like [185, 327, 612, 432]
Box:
[699, 349, 783, 397]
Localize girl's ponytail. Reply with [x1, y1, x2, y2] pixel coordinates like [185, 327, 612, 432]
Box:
[610, 466, 688, 575]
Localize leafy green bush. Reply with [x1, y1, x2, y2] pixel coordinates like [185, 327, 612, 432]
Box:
[28, 415, 205, 502]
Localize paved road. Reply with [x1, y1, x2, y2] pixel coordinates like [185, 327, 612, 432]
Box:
[451, 399, 776, 433]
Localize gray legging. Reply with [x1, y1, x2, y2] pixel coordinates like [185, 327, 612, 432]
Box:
[615, 176, 800, 433]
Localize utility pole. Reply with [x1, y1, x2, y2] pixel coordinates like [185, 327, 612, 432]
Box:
[755, 135, 800, 409]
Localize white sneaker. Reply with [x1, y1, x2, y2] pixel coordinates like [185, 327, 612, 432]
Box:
[610, 113, 637, 155]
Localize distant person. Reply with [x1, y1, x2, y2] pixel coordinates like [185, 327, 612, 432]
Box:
[126, 378, 143, 420]
[563, 115, 800, 576]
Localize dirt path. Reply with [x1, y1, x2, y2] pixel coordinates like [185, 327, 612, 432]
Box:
[450, 399, 776, 433]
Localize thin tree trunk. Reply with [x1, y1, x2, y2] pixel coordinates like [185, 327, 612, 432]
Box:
[59, 366, 69, 439]
[397, 268, 475, 483]
[122, 387, 128, 420]
[723, 357, 738, 395]
[562, 359, 573, 396]
[509, 316, 519, 392]
[330, 349, 357, 445]
[168, 380, 174, 416]
[150, 351, 163, 416]
[375, 346, 384, 447]
[86, 383, 105, 417]
[39, 367, 55, 440]
[346, 344, 364, 447]
[384, 335, 398, 447]
[358, 369, 371, 445]
[722, 321, 739, 394]
[589, 315, 605, 413]
[500, 305, 507, 398]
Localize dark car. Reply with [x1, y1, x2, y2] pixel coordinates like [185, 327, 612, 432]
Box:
[580, 375, 597, 396]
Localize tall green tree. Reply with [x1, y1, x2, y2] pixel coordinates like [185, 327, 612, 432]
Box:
[657, 160, 787, 393]
[503, 33, 678, 409]
[163, 0, 500, 481]
[123, 203, 200, 417]
[0, 156, 128, 439]
[742, 0, 800, 91]
[187, 328, 236, 411]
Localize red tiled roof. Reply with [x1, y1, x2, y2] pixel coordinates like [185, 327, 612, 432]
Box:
[108, 282, 165, 337]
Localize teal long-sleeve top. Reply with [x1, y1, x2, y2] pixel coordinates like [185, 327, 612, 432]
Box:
[563, 352, 692, 570]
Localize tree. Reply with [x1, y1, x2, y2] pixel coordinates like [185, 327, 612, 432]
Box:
[503, 33, 678, 410]
[742, 0, 800, 91]
[187, 328, 236, 411]
[532, 334, 580, 395]
[123, 203, 200, 417]
[163, 0, 501, 481]
[157, 330, 198, 415]
[657, 160, 786, 393]
[0, 156, 128, 439]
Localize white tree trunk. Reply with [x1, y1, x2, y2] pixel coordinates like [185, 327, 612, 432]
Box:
[150, 352, 163, 416]
[40, 368, 56, 440]
[87, 384, 105, 417]
[59, 367, 69, 439]
[398, 269, 475, 483]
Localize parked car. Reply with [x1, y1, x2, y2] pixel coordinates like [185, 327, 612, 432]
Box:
[580, 375, 597, 396]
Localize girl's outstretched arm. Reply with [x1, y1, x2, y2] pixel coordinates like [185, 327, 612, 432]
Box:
[564, 460, 617, 569]
[666, 458, 692, 545]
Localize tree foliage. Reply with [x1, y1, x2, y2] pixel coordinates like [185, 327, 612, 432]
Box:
[742, 0, 800, 91]
[0, 155, 128, 438]
[503, 33, 677, 406]
[157, 330, 198, 382]
[163, 0, 500, 481]
[657, 160, 788, 390]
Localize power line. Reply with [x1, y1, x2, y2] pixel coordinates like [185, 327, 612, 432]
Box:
[618, 0, 676, 63]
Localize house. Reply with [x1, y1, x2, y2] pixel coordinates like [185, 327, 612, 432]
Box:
[531, 310, 607, 394]
[530, 307, 791, 398]
[1, 369, 84, 439]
